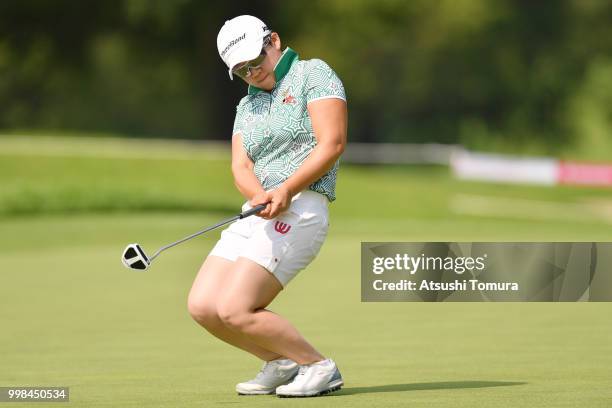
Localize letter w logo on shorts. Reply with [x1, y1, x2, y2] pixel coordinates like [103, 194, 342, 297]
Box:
[274, 221, 291, 234]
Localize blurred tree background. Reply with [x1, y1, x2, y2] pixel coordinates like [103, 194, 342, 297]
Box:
[1, 0, 611, 158]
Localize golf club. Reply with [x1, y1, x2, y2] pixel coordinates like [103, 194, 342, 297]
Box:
[121, 203, 267, 271]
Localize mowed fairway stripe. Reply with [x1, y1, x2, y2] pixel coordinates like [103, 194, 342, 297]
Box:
[0, 135, 230, 161]
[451, 193, 612, 224]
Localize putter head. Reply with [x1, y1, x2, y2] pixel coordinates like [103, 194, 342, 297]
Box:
[121, 243, 151, 271]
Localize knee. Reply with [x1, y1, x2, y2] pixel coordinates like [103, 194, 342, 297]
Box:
[187, 296, 219, 327]
[217, 303, 254, 332]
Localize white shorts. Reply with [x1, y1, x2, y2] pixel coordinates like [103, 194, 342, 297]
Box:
[209, 190, 330, 287]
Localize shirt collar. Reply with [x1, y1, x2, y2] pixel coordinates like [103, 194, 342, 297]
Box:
[248, 47, 299, 96]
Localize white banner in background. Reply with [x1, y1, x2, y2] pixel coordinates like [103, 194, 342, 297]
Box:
[451, 151, 558, 185]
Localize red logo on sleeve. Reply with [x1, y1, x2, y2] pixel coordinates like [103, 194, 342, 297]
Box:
[274, 221, 291, 234]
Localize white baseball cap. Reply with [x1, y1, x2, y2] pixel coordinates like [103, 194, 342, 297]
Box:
[217, 15, 271, 80]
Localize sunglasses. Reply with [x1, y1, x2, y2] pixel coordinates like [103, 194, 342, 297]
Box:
[232, 36, 271, 78]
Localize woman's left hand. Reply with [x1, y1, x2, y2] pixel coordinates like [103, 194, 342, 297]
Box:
[257, 185, 292, 219]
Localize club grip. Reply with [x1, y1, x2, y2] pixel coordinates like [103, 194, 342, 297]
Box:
[239, 203, 267, 219]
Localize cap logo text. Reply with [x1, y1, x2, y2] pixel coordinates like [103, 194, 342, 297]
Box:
[221, 33, 246, 57]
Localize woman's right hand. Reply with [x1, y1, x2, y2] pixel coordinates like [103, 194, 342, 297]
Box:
[249, 191, 272, 218]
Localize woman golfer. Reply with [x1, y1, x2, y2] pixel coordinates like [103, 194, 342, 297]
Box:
[187, 15, 347, 397]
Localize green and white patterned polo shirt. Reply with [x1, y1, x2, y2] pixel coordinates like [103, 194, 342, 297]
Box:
[232, 47, 346, 202]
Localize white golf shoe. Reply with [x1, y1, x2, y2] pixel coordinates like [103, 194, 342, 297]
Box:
[236, 358, 299, 395]
[275, 358, 343, 397]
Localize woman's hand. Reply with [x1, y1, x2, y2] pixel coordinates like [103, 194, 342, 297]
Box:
[249, 190, 271, 217]
[249, 185, 292, 219]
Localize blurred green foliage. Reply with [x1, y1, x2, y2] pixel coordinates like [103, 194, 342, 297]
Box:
[0, 0, 611, 157]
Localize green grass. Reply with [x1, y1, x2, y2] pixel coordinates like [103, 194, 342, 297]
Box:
[1, 135, 611, 407]
[2, 135, 612, 225]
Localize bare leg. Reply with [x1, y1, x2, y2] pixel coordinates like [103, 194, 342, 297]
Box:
[217, 257, 325, 365]
[188, 255, 281, 361]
